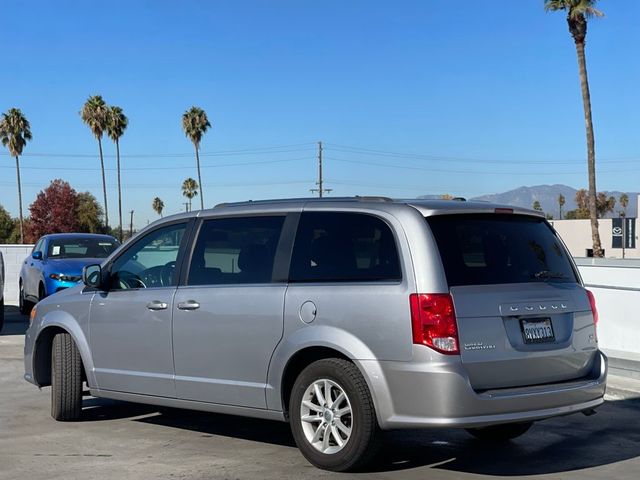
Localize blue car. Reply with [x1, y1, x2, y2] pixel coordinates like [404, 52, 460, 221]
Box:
[19, 233, 120, 314]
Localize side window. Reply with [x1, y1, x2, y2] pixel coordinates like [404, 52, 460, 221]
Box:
[290, 212, 401, 282]
[109, 223, 187, 290]
[187, 216, 285, 286]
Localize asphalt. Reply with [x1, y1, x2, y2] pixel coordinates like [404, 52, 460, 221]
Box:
[2, 304, 640, 480]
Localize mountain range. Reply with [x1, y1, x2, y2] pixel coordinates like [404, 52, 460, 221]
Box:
[470, 185, 637, 219]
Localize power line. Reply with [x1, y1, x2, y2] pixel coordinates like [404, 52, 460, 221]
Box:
[325, 156, 632, 176]
[0, 143, 316, 159]
[325, 143, 640, 165]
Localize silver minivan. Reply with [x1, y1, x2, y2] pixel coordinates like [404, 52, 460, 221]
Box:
[24, 197, 607, 471]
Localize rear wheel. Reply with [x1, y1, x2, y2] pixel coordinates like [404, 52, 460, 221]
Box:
[51, 333, 83, 421]
[466, 421, 533, 441]
[289, 358, 380, 472]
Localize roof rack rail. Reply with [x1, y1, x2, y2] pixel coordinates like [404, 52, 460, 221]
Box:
[451, 197, 466, 202]
[215, 196, 394, 208]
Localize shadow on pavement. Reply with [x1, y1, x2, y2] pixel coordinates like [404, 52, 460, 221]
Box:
[1, 305, 29, 336]
[79, 394, 640, 475]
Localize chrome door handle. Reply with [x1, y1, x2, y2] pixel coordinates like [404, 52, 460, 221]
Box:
[177, 300, 200, 311]
[146, 300, 168, 311]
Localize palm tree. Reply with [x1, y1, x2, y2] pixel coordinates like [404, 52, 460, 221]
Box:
[0, 108, 32, 243]
[532, 200, 543, 212]
[106, 105, 129, 241]
[80, 95, 110, 228]
[545, 0, 604, 256]
[620, 193, 629, 217]
[558, 194, 566, 219]
[181, 178, 199, 212]
[152, 197, 165, 217]
[182, 106, 211, 210]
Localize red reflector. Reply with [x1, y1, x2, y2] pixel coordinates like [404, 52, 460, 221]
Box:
[410, 293, 459, 355]
[494, 208, 514, 214]
[586, 290, 599, 326]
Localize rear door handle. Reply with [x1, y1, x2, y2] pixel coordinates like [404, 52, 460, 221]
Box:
[177, 300, 200, 311]
[146, 300, 168, 311]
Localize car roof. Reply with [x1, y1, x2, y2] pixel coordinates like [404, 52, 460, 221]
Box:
[42, 233, 117, 240]
[153, 196, 543, 223]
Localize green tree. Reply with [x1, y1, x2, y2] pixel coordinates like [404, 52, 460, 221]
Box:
[558, 194, 566, 219]
[76, 191, 104, 233]
[182, 106, 211, 210]
[545, 0, 604, 256]
[106, 105, 129, 241]
[181, 178, 199, 212]
[619, 193, 629, 216]
[532, 200, 543, 211]
[0, 108, 32, 243]
[80, 95, 110, 228]
[0, 205, 16, 242]
[152, 197, 165, 217]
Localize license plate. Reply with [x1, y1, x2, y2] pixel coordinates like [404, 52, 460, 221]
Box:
[521, 318, 555, 344]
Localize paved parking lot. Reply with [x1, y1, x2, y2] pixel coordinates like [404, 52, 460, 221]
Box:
[2, 305, 640, 480]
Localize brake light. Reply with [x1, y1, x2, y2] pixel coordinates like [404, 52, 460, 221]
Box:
[494, 208, 514, 214]
[586, 289, 599, 327]
[409, 293, 459, 355]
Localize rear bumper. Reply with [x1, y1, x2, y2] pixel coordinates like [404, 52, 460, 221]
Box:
[357, 348, 607, 430]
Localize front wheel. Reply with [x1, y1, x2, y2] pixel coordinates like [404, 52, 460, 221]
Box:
[19, 281, 32, 315]
[466, 421, 533, 441]
[51, 333, 83, 421]
[289, 358, 380, 472]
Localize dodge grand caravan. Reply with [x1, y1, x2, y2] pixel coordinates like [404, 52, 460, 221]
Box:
[24, 197, 606, 471]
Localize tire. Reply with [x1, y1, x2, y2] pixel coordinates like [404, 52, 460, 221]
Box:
[0, 296, 4, 333]
[19, 281, 32, 315]
[289, 358, 380, 472]
[38, 283, 46, 302]
[51, 333, 83, 421]
[466, 421, 533, 441]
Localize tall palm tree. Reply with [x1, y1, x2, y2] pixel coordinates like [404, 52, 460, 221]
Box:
[152, 197, 165, 217]
[80, 95, 110, 228]
[0, 108, 32, 243]
[558, 193, 566, 219]
[106, 105, 129, 241]
[619, 193, 629, 217]
[545, 0, 604, 257]
[181, 178, 199, 212]
[182, 106, 211, 210]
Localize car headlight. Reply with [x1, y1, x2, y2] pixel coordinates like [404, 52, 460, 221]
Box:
[50, 273, 71, 282]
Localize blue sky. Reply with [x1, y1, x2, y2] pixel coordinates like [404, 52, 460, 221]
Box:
[1, 0, 639, 227]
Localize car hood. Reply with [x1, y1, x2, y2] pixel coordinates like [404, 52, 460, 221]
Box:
[44, 258, 104, 276]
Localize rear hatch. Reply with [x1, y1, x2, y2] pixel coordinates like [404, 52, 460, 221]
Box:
[426, 213, 598, 390]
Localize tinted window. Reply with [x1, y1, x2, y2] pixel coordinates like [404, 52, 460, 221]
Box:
[290, 212, 401, 282]
[188, 216, 284, 285]
[426, 214, 578, 287]
[110, 223, 186, 289]
[47, 237, 119, 259]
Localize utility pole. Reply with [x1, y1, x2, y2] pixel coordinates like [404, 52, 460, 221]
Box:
[129, 210, 134, 238]
[310, 141, 332, 198]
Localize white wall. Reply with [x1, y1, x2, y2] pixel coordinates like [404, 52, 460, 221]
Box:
[575, 258, 640, 359]
[0, 245, 34, 304]
[551, 218, 640, 259]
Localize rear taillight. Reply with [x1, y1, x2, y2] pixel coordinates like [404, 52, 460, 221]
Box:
[409, 293, 459, 355]
[586, 289, 599, 328]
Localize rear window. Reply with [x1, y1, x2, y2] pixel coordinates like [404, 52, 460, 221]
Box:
[426, 214, 578, 287]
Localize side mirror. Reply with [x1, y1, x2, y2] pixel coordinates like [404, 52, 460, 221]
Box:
[32, 251, 43, 260]
[82, 264, 103, 289]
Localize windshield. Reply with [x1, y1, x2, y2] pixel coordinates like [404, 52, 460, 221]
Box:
[426, 214, 578, 287]
[47, 237, 119, 259]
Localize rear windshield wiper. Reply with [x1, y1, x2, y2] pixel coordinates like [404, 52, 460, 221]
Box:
[531, 270, 566, 280]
